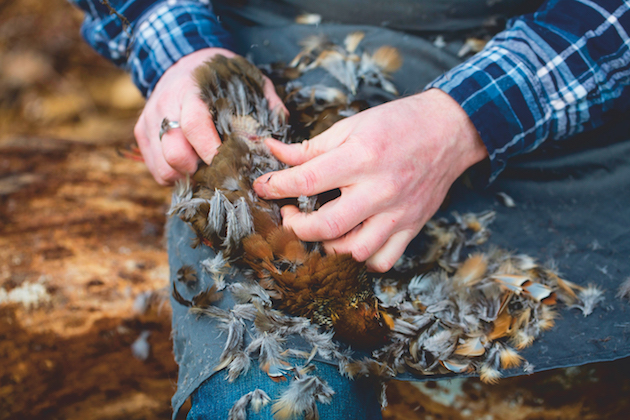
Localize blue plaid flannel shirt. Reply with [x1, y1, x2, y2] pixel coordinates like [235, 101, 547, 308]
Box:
[70, 0, 630, 181]
[69, 0, 234, 97]
[429, 0, 630, 179]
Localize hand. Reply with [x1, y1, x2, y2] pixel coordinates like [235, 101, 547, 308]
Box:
[253, 89, 488, 272]
[134, 48, 285, 185]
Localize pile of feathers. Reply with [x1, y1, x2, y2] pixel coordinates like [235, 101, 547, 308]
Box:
[167, 32, 605, 420]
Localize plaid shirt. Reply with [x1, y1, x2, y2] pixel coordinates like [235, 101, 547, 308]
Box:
[71, 0, 630, 181]
[69, 0, 234, 97]
[429, 0, 630, 180]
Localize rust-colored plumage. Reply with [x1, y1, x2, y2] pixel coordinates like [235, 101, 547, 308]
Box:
[169, 54, 389, 348]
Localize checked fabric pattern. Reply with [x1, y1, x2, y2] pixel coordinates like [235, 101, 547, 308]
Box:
[69, 0, 234, 96]
[429, 0, 630, 180]
[70, 0, 630, 180]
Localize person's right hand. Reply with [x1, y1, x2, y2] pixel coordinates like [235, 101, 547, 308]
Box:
[253, 89, 488, 272]
[134, 47, 286, 185]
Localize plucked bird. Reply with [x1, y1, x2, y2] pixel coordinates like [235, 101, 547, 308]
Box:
[168, 34, 605, 413]
[169, 51, 393, 348]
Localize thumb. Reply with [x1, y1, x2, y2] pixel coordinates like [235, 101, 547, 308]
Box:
[265, 122, 348, 166]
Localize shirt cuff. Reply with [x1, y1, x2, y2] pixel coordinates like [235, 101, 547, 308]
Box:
[427, 44, 548, 183]
[129, 0, 235, 97]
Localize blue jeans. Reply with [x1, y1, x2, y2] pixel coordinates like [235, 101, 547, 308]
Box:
[187, 360, 384, 420]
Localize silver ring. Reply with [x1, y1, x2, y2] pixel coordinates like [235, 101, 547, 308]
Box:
[159, 118, 180, 141]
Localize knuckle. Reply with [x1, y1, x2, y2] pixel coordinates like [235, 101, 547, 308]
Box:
[155, 165, 180, 185]
[182, 125, 205, 146]
[295, 168, 318, 196]
[133, 121, 148, 145]
[371, 259, 394, 273]
[320, 217, 345, 239]
[180, 111, 206, 136]
[162, 144, 190, 169]
[133, 121, 142, 138]
[179, 112, 195, 131]
[351, 135, 380, 164]
[379, 178, 403, 201]
[350, 243, 372, 262]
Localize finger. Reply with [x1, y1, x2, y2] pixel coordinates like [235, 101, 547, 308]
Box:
[263, 121, 349, 166]
[143, 114, 189, 185]
[181, 90, 222, 164]
[280, 186, 376, 241]
[365, 229, 418, 273]
[262, 77, 288, 116]
[152, 137, 185, 185]
[134, 116, 159, 177]
[135, 115, 181, 185]
[321, 212, 399, 262]
[254, 143, 363, 199]
[160, 127, 199, 175]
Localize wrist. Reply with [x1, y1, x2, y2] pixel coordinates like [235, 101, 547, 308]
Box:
[150, 48, 236, 100]
[167, 47, 236, 76]
[413, 89, 488, 177]
[129, 1, 235, 97]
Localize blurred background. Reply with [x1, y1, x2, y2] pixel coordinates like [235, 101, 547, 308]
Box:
[0, 0, 628, 419]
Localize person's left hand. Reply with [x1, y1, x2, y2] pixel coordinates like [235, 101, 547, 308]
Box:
[134, 48, 285, 185]
[252, 89, 488, 272]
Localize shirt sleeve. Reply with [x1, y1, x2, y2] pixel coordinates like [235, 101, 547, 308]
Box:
[68, 0, 235, 97]
[427, 0, 630, 182]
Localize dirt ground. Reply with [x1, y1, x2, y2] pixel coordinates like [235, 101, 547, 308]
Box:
[1, 1, 629, 419]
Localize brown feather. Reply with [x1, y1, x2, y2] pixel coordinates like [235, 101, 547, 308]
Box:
[267, 228, 307, 263]
[371, 46, 403, 73]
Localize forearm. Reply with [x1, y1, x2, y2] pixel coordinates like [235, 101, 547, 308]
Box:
[428, 0, 630, 181]
[68, 0, 234, 96]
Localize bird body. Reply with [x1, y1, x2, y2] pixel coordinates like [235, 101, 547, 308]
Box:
[170, 54, 390, 348]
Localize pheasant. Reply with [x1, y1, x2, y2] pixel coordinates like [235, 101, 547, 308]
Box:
[169, 53, 392, 348]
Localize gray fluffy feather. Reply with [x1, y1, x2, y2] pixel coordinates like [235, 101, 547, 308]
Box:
[226, 351, 251, 382]
[254, 306, 311, 335]
[570, 285, 605, 317]
[299, 328, 338, 361]
[169, 197, 209, 219]
[228, 389, 270, 420]
[230, 282, 272, 307]
[169, 178, 193, 210]
[235, 197, 254, 238]
[222, 177, 241, 191]
[272, 366, 335, 420]
[616, 277, 630, 301]
[201, 251, 229, 290]
[207, 189, 227, 235]
[298, 195, 317, 213]
[246, 331, 288, 379]
[222, 200, 239, 250]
